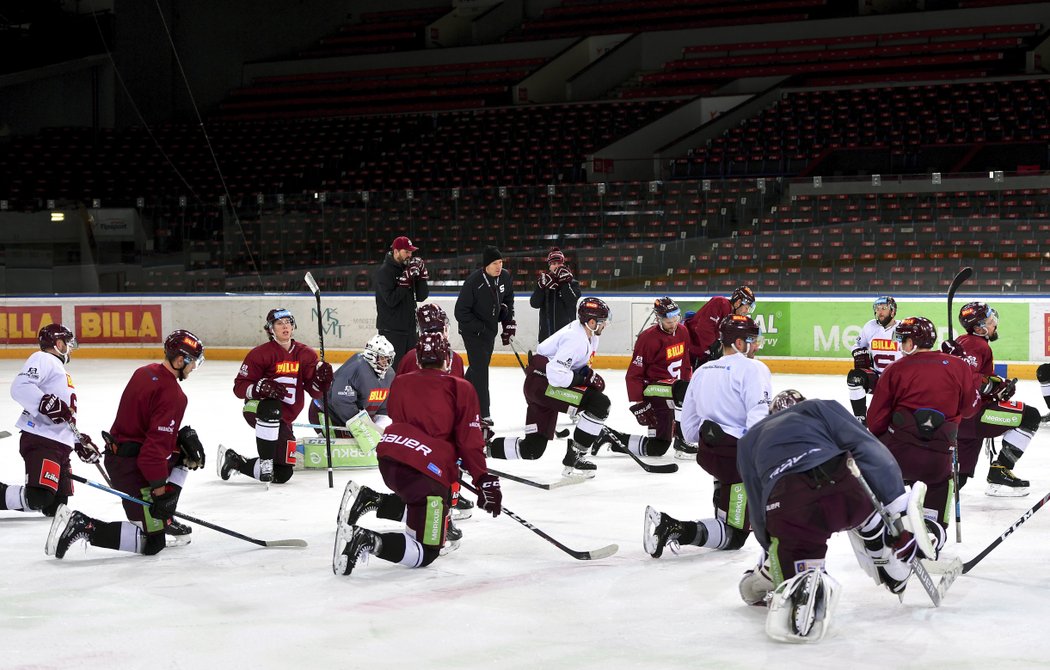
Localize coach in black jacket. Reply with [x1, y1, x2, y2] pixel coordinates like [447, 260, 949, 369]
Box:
[530, 247, 581, 342]
[375, 235, 429, 370]
[455, 246, 515, 421]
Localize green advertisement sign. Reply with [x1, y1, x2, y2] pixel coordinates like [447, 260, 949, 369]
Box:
[681, 299, 1029, 361]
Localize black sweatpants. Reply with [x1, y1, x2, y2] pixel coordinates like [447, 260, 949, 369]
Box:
[462, 331, 495, 418]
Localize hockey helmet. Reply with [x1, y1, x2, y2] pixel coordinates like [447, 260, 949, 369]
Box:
[264, 308, 296, 341]
[416, 332, 451, 368]
[38, 323, 77, 363]
[416, 303, 449, 335]
[958, 301, 998, 337]
[363, 334, 395, 376]
[894, 316, 937, 351]
[164, 329, 205, 366]
[719, 314, 761, 347]
[770, 389, 806, 414]
[578, 297, 611, 324]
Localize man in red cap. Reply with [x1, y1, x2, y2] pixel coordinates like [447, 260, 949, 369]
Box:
[375, 235, 430, 370]
[530, 247, 581, 342]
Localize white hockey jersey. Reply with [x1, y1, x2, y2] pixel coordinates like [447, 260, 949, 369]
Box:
[11, 350, 77, 447]
[853, 319, 902, 373]
[681, 352, 772, 442]
[535, 320, 599, 389]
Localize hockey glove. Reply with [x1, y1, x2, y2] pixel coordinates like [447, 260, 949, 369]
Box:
[74, 433, 101, 464]
[149, 483, 181, 521]
[406, 256, 429, 281]
[39, 394, 73, 424]
[981, 375, 1016, 403]
[940, 339, 965, 357]
[396, 272, 413, 288]
[554, 266, 574, 284]
[572, 366, 605, 392]
[176, 425, 206, 470]
[249, 378, 284, 400]
[500, 320, 516, 346]
[852, 348, 873, 369]
[311, 361, 334, 394]
[630, 401, 658, 428]
[473, 472, 502, 517]
[537, 271, 556, 290]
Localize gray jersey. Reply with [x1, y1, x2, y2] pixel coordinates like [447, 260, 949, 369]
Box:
[736, 399, 905, 549]
[327, 353, 392, 425]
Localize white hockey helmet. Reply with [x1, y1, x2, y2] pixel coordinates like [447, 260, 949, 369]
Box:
[363, 335, 395, 377]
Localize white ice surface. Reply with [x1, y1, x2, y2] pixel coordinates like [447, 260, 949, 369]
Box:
[2, 360, 1050, 668]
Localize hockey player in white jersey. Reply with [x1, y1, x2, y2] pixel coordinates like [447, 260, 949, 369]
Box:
[1, 324, 100, 517]
[847, 296, 902, 423]
[644, 314, 772, 557]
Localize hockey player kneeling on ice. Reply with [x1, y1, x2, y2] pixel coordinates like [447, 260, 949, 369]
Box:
[846, 296, 902, 425]
[946, 302, 1040, 496]
[309, 334, 395, 439]
[622, 297, 696, 461]
[867, 316, 981, 554]
[45, 330, 208, 559]
[487, 297, 644, 477]
[333, 332, 499, 576]
[735, 390, 934, 643]
[644, 314, 771, 556]
[1038, 363, 1050, 423]
[3, 323, 101, 518]
[223, 308, 333, 485]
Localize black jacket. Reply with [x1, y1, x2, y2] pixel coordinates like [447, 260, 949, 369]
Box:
[530, 276, 581, 342]
[374, 253, 429, 334]
[455, 267, 515, 340]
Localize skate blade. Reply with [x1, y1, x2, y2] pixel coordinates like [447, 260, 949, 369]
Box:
[561, 466, 596, 479]
[985, 483, 1030, 497]
[451, 508, 472, 521]
[165, 534, 192, 548]
[673, 449, 697, 460]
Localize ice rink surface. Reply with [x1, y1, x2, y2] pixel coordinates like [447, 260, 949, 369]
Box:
[2, 359, 1050, 668]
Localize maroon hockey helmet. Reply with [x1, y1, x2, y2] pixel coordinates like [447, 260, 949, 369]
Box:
[894, 316, 937, 350]
[164, 329, 205, 365]
[264, 308, 296, 340]
[38, 323, 77, 352]
[653, 296, 681, 319]
[770, 389, 805, 414]
[416, 332, 451, 367]
[958, 301, 998, 335]
[416, 303, 449, 334]
[578, 297, 611, 324]
[730, 286, 756, 309]
[719, 314, 761, 346]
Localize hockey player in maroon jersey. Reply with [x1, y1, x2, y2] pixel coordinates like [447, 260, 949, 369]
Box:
[623, 297, 695, 460]
[685, 286, 755, 370]
[3, 323, 100, 517]
[867, 316, 981, 554]
[333, 332, 500, 576]
[396, 303, 466, 378]
[942, 302, 1041, 496]
[45, 330, 208, 559]
[220, 308, 333, 485]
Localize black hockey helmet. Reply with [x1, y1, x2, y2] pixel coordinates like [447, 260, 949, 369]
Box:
[894, 316, 937, 350]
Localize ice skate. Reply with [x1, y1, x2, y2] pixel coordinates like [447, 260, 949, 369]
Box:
[337, 480, 383, 526]
[45, 506, 96, 559]
[562, 442, 596, 478]
[451, 495, 473, 521]
[333, 524, 381, 576]
[441, 520, 462, 556]
[258, 458, 274, 484]
[217, 444, 246, 481]
[986, 463, 1030, 497]
[165, 518, 193, 547]
[643, 505, 683, 558]
[672, 437, 698, 460]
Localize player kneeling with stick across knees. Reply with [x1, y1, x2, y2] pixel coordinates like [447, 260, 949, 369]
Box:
[735, 391, 935, 643]
[333, 332, 500, 576]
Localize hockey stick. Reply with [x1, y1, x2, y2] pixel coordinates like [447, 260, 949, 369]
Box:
[68, 473, 307, 548]
[305, 271, 334, 489]
[460, 479, 617, 560]
[66, 422, 113, 487]
[487, 466, 589, 491]
[634, 308, 656, 342]
[946, 266, 971, 543]
[845, 458, 959, 606]
[960, 488, 1050, 575]
[0, 430, 11, 439]
[598, 427, 678, 474]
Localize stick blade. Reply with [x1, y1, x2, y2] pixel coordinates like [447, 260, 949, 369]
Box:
[577, 543, 619, 560]
[948, 267, 973, 296]
[0, 430, 11, 439]
[304, 272, 320, 296]
[264, 539, 309, 548]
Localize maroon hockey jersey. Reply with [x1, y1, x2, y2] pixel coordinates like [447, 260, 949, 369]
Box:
[626, 323, 692, 402]
[233, 339, 321, 425]
[686, 296, 732, 361]
[867, 351, 981, 436]
[956, 334, 994, 375]
[380, 368, 487, 488]
[108, 363, 188, 484]
[396, 350, 466, 378]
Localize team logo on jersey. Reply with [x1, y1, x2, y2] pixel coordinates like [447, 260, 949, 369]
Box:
[275, 361, 300, 375]
[632, 355, 644, 368]
[870, 339, 897, 352]
[38, 459, 61, 491]
[368, 389, 389, 403]
[665, 342, 685, 360]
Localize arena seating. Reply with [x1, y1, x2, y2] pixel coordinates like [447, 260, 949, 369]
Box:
[293, 6, 449, 59]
